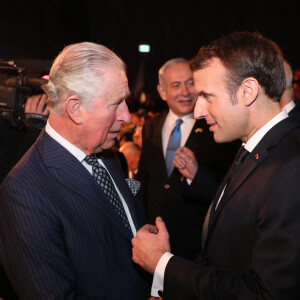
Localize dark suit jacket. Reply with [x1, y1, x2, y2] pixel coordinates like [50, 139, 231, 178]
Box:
[0, 118, 41, 184]
[0, 131, 149, 299]
[289, 103, 300, 119]
[163, 117, 300, 299]
[138, 111, 238, 259]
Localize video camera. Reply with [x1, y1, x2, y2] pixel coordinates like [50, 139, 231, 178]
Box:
[0, 59, 49, 129]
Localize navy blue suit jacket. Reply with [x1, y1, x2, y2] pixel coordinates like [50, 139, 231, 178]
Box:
[0, 131, 149, 299]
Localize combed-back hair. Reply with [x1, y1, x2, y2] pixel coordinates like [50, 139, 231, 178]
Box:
[190, 32, 285, 102]
[42, 42, 125, 115]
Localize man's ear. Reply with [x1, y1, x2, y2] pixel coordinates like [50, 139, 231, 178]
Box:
[65, 95, 82, 124]
[157, 84, 167, 101]
[238, 77, 259, 106]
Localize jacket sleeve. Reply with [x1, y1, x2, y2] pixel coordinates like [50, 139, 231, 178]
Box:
[0, 182, 82, 300]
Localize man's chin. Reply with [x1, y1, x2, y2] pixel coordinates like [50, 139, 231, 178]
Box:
[96, 139, 116, 153]
[178, 108, 194, 116]
[212, 132, 223, 144]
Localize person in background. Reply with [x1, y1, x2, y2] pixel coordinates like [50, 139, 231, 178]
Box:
[133, 125, 143, 149]
[119, 141, 141, 179]
[138, 58, 237, 260]
[132, 31, 300, 299]
[280, 60, 300, 119]
[0, 42, 149, 299]
[131, 109, 147, 126]
[292, 67, 300, 104]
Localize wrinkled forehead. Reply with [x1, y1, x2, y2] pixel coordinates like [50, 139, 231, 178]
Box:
[164, 63, 193, 83]
[102, 68, 130, 98]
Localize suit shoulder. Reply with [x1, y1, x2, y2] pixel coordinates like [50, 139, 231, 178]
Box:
[142, 111, 167, 138]
[144, 111, 167, 128]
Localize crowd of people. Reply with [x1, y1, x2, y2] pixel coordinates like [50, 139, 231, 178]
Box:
[0, 31, 300, 300]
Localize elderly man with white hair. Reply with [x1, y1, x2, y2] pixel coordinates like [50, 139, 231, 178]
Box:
[0, 42, 150, 299]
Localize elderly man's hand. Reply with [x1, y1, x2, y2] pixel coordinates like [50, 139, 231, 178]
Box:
[132, 217, 170, 274]
[174, 146, 198, 180]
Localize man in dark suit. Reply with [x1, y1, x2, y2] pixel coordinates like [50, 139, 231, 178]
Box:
[138, 58, 236, 260]
[0, 42, 149, 299]
[280, 59, 300, 119]
[132, 32, 300, 299]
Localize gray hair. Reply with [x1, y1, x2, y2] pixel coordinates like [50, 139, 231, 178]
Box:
[43, 42, 125, 115]
[158, 58, 189, 89]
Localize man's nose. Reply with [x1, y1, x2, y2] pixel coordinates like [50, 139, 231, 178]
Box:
[194, 97, 207, 119]
[180, 84, 189, 96]
[118, 101, 131, 124]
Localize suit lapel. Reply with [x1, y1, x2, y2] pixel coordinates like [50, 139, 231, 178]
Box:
[184, 119, 206, 149]
[155, 112, 169, 179]
[38, 132, 133, 239]
[213, 152, 260, 219]
[206, 117, 300, 242]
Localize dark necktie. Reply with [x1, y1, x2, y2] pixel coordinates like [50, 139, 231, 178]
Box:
[227, 145, 249, 185]
[202, 145, 249, 248]
[165, 118, 183, 177]
[84, 155, 133, 235]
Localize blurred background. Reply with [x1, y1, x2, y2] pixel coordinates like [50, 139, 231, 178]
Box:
[0, 0, 299, 105]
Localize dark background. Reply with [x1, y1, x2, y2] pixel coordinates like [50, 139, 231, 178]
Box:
[0, 0, 299, 101]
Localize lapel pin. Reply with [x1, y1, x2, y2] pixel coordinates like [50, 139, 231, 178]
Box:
[195, 128, 203, 133]
[255, 154, 259, 159]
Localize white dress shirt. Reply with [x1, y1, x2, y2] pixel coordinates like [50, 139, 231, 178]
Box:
[151, 109, 289, 297]
[45, 121, 137, 236]
[282, 100, 296, 114]
[162, 110, 196, 157]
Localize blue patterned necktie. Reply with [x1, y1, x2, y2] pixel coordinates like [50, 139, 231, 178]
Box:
[165, 118, 183, 177]
[84, 155, 133, 235]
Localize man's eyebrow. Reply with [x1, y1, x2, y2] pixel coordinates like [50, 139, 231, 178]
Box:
[198, 91, 214, 97]
[185, 77, 194, 83]
[117, 91, 131, 104]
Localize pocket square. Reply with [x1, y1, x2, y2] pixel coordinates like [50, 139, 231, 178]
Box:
[125, 178, 141, 196]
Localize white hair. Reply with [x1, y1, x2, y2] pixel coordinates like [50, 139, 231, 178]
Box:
[42, 42, 125, 115]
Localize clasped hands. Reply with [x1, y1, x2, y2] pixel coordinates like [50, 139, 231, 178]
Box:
[132, 217, 170, 275]
[132, 147, 198, 274]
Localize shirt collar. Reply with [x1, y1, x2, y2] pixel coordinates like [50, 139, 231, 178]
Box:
[167, 110, 195, 127]
[244, 110, 288, 153]
[282, 100, 296, 114]
[45, 121, 87, 163]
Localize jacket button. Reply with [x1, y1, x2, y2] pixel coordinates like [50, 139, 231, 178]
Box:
[164, 184, 170, 189]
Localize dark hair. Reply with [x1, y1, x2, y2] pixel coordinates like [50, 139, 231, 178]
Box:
[190, 32, 285, 102]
